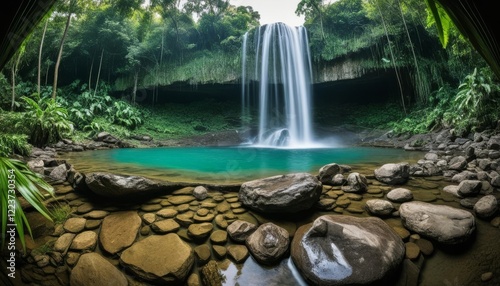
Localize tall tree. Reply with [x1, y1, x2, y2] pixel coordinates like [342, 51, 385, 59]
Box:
[52, 0, 77, 99]
[296, 0, 325, 40]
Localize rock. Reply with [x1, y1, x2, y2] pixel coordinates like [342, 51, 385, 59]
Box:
[210, 230, 228, 245]
[291, 215, 405, 285]
[239, 173, 322, 213]
[63, 217, 87, 233]
[457, 180, 482, 197]
[151, 219, 181, 234]
[473, 195, 498, 219]
[341, 172, 368, 193]
[227, 220, 257, 243]
[50, 163, 68, 181]
[99, 211, 141, 255]
[318, 163, 341, 184]
[415, 238, 434, 256]
[70, 253, 127, 286]
[399, 201, 476, 244]
[27, 159, 45, 174]
[194, 244, 211, 265]
[374, 162, 410, 185]
[70, 231, 98, 251]
[227, 245, 249, 263]
[120, 234, 194, 284]
[188, 223, 214, 239]
[85, 172, 168, 198]
[365, 199, 395, 217]
[442, 185, 461, 198]
[386, 188, 413, 202]
[405, 242, 420, 260]
[193, 186, 208, 200]
[331, 174, 346, 186]
[448, 156, 467, 170]
[53, 233, 75, 254]
[246, 222, 290, 265]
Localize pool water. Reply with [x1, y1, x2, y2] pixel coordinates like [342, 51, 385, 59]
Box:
[62, 146, 424, 183]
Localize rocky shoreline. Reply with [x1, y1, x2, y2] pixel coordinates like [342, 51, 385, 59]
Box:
[3, 126, 500, 285]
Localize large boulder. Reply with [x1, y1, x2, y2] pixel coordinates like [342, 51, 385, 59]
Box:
[399, 201, 476, 244]
[374, 162, 410, 185]
[85, 172, 166, 198]
[291, 215, 405, 285]
[120, 233, 194, 284]
[239, 173, 322, 213]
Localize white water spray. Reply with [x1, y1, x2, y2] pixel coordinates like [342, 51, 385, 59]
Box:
[241, 23, 315, 148]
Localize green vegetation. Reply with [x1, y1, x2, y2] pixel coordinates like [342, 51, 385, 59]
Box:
[50, 204, 72, 224]
[0, 156, 55, 252]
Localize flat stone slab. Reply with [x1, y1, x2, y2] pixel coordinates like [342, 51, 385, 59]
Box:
[120, 234, 194, 284]
[71, 252, 127, 286]
[99, 211, 141, 255]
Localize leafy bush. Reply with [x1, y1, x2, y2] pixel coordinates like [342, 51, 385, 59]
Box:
[109, 101, 143, 129]
[445, 68, 500, 133]
[18, 95, 74, 147]
[0, 134, 31, 157]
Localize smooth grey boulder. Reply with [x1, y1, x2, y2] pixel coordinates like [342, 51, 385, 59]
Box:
[291, 215, 405, 286]
[318, 163, 341, 184]
[473, 195, 498, 219]
[365, 199, 395, 217]
[374, 162, 410, 185]
[457, 180, 482, 197]
[386, 188, 413, 203]
[239, 172, 322, 213]
[399, 201, 476, 244]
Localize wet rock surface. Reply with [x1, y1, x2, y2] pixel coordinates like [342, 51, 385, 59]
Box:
[291, 215, 405, 285]
[238, 172, 322, 213]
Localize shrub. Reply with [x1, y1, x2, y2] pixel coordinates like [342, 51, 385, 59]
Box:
[18, 95, 74, 147]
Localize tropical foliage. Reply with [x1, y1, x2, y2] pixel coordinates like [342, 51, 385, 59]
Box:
[18, 94, 73, 147]
[0, 157, 54, 252]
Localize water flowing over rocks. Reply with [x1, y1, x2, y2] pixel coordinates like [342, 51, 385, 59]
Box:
[291, 215, 405, 285]
[238, 172, 322, 213]
[399, 201, 476, 245]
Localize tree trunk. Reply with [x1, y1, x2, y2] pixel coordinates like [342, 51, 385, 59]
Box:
[94, 48, 104, 97]
[10, 51, 22, 111]
[38, 18, 49, 96]
[376, 1, 406, 115]
[132, 71, 138, 104]
[52, 10, 72, 99]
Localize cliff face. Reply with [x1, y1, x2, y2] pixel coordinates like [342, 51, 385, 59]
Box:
[313, 57, 375, 83]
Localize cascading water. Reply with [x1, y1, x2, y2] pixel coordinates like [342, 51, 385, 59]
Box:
[241, 22, 315, 148]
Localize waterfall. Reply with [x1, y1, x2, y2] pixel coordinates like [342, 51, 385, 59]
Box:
[241, 22, 315, 148]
